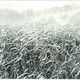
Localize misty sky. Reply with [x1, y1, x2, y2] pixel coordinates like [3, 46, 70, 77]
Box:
[0, 1, 79, 12]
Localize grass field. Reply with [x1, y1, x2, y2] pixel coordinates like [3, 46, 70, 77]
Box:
[0, 5, 80, 79]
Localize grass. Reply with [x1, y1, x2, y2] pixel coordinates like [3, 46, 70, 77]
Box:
[0, 11, 80, 79]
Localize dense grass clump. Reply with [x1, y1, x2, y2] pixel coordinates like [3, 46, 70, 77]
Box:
[0, 25, 80, 79]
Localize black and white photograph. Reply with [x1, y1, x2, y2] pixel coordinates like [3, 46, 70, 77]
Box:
[0, 1, 80, 79]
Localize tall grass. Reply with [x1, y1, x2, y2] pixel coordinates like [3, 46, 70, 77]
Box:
[0, 23, 80, 79]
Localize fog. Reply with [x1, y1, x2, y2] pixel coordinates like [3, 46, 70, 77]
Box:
[0, 1, 80, 12]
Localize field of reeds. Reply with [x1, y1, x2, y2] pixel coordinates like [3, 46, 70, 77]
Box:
[0, 5, 80, 79]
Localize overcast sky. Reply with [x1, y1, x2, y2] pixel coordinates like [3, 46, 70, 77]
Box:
[0, 1, 79, 12]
